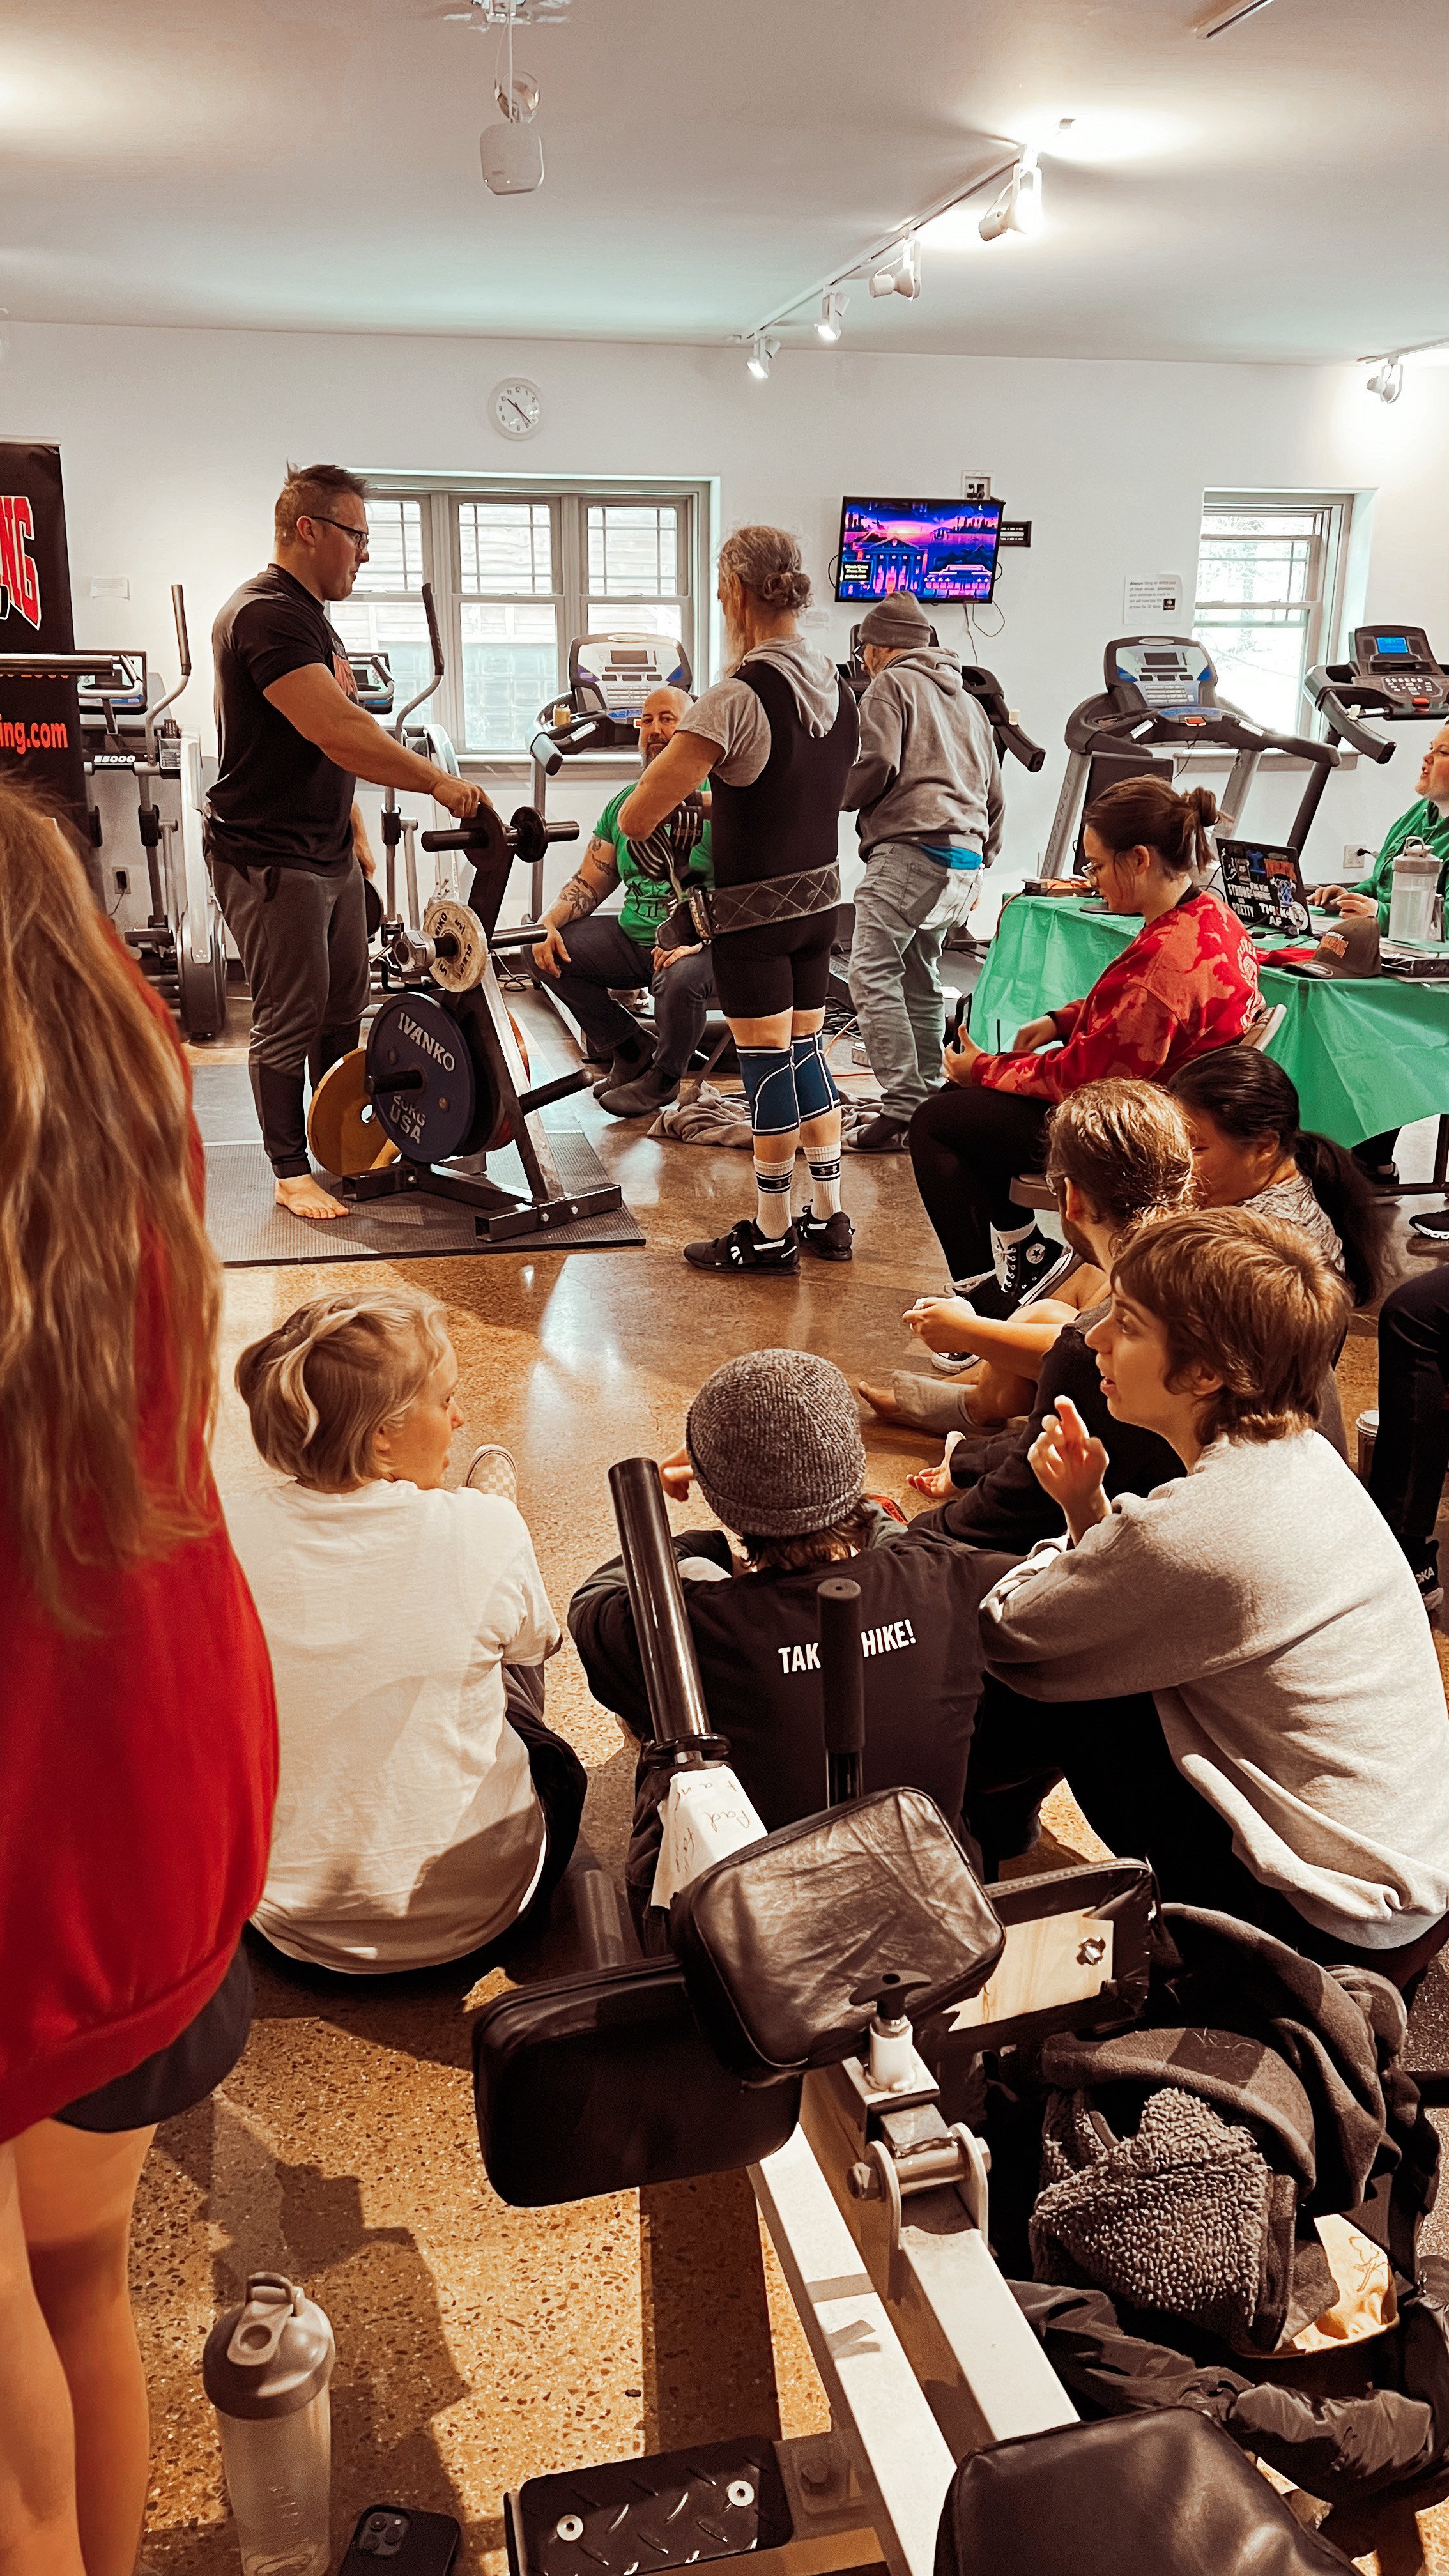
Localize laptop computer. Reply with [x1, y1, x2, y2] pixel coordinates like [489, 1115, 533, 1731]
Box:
[1216, 837, 1314, 939]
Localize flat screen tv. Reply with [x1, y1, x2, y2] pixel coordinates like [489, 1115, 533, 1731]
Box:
[835, 496, 1003, 604]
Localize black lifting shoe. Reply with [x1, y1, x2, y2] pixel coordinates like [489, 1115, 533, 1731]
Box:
[683, 1217, 801, 1275]
[797, 1209, 855, 1262]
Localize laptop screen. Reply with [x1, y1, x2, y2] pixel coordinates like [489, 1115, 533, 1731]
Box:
[1216, 838, 1312, 938]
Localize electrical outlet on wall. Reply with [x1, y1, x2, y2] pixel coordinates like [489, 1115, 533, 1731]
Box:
[960, 473, 992, 500]
[114, 868, 129, 896]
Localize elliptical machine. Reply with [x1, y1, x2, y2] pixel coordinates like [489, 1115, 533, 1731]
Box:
[1041, 634, 1339, 877]
[77, 586, 229, 1040]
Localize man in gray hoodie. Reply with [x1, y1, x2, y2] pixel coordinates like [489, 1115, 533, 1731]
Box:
[843, 592, 1004, 1151]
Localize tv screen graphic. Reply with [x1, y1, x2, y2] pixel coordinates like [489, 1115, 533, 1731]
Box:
[835, 496, 1003, 604]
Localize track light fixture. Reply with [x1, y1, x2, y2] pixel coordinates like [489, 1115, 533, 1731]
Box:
[979, 152, 1043, 242]
[1366, 356, 1404, 405]
[871, 236, 922, 300]
[816, 291, 848, 341]
[747, 333, 781, 381]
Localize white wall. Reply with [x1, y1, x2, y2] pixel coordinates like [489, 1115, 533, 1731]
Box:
[7, 319, 1448, 921]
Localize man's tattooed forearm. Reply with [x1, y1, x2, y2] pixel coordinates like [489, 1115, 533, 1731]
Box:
[555, 873, 602, 923]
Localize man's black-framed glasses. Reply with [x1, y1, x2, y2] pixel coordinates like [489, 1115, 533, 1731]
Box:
[302, 513, 369, 552]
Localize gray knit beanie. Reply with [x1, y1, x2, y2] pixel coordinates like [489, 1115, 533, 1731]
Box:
[685, 1348, 868, 1537]
[859, 592, 934, 650]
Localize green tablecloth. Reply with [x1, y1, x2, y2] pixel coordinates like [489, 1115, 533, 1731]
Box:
[969, 896, 1449, 1149]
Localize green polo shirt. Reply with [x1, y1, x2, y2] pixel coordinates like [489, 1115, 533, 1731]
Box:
[595, 787, 713, 947]
[1355, 797, 1449, 931]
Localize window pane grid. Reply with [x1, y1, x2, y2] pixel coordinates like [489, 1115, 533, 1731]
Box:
[355, 498, 425, 595]
[587, 504, 678, 597]
[459, 501, 554, 597]
[1192, 497, 1346, 738]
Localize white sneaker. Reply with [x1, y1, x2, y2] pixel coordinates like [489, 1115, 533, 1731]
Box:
[464, 1443, 518, 1503]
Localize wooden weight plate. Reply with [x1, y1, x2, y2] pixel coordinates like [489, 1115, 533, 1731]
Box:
[306, 1047, 401, 1178]
[423, 896, 487, 992]
[367, 992, 477, 1163]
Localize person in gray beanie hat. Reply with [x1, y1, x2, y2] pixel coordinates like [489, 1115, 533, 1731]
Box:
[568, 1349, 994, 1940]
[844, 598, 1004, 1151]
[685, 1348, 867, 1536]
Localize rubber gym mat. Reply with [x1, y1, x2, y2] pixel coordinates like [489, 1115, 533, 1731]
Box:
[203, 1131, 645, 1268]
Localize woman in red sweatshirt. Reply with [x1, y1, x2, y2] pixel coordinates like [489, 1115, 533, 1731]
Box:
[908, 778, 1260, 1317]
[0, 784, 277, 2575]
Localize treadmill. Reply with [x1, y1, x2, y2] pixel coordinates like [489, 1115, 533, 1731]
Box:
[1305, 622, 1449, 788]
[1041, 634, 1339, 877]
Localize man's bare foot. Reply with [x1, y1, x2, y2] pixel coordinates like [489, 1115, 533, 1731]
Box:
[275, 1172, 348, 1221]
[859, 1379, 912, 1426]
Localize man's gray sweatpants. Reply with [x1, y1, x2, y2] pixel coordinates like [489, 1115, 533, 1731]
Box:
[208, 852, 370, 1177]
[848, 839, 955, 1122]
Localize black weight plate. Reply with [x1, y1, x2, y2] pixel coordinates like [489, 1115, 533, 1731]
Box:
[367, 993, 476, 1163]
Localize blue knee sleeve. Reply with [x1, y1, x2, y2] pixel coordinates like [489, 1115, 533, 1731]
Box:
[738, 1045, 800, 1138]
[791, 1031, 839, 1119]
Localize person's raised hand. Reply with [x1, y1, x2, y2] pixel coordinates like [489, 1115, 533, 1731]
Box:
[1027, 1393, 1109, 1544]
[433, 774, 491, 820]
[532, 923, 570, 977]
[659, 1444, 694, 1502]
[1011, 1015, 1059, 1054]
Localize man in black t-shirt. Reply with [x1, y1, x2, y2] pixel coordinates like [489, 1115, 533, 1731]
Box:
[208, 462, 491, 1220]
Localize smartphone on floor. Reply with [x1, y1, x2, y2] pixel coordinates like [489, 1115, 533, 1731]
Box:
[340, 2506, 461, 2572]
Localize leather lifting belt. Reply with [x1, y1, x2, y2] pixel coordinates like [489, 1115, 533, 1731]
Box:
[687, 861, 839, 942]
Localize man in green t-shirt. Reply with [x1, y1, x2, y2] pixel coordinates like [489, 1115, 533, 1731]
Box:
[1318, 720, 1449, 1179]
[532, 685, 717, 1117]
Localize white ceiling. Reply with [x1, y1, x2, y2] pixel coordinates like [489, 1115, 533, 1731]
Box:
[3, 0, 1446, 364]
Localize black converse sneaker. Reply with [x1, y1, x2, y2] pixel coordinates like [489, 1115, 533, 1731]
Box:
[967, 1226, 1076, 1320]
[684, 1217, 801, 1275]
[1406, 1539, 1443, 1614]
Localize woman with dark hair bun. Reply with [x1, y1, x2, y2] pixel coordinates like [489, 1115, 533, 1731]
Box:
[1167, 1046, 1392, 1312]
[908, 774, 1261, 1317]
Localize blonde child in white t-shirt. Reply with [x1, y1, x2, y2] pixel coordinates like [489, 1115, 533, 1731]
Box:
[224, 1288, 581, 1974]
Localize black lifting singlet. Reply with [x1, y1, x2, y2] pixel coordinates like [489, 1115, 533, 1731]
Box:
[707, 659, 858, 891]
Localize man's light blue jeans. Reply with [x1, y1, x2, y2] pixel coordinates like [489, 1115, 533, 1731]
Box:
[848, 839, 974, 1123]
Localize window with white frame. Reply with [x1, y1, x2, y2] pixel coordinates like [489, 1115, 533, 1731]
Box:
[1192, 493, 1353, 739]
[331, 485, 703, 758]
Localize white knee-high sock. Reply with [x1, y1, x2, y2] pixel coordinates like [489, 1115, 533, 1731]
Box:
[808, 1151, 843, 1219]
[754, 1151, 795, 1238]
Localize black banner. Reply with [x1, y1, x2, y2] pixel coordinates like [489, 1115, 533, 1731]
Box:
[0, 442, 88, 837]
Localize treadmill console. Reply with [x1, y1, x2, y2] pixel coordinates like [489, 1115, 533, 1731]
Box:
[567, 633, 691, 723]
[1348, 626, 1449, 714]
[1107, 636, 1219, 716]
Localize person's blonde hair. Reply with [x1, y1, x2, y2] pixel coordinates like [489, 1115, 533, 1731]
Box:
[717, 525, 812, 617]
[1111, 1209, 1349, 1445]
[236, 1289, 452, 1490]
[1044, 1079, 1195, 1254]
[0, 778, 221, 1625]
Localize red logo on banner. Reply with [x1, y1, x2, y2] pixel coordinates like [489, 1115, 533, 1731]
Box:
[0, 497, 42, 629]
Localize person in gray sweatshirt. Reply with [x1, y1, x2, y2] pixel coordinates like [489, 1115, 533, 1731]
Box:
[843, 591, 1004, 1151]
[976, 1207, 1449, 1976]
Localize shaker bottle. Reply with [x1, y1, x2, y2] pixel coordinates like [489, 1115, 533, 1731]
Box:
[1388, 839, 1441, 943]
[203, 2273, 335, 2576]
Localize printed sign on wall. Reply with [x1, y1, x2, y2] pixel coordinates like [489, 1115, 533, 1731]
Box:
[0, 442, 88, 836]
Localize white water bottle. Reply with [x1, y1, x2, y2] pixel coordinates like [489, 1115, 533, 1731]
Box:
[203, 2273, 335, 2576]
[1389, 838, 1441, 943]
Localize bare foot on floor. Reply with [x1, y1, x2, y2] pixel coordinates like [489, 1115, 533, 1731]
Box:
[858, 1379, 916, 1427]
[275, 1172, 348, 1221]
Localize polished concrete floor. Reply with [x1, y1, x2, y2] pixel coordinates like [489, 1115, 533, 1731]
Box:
[132, 998, 1449, 2575]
